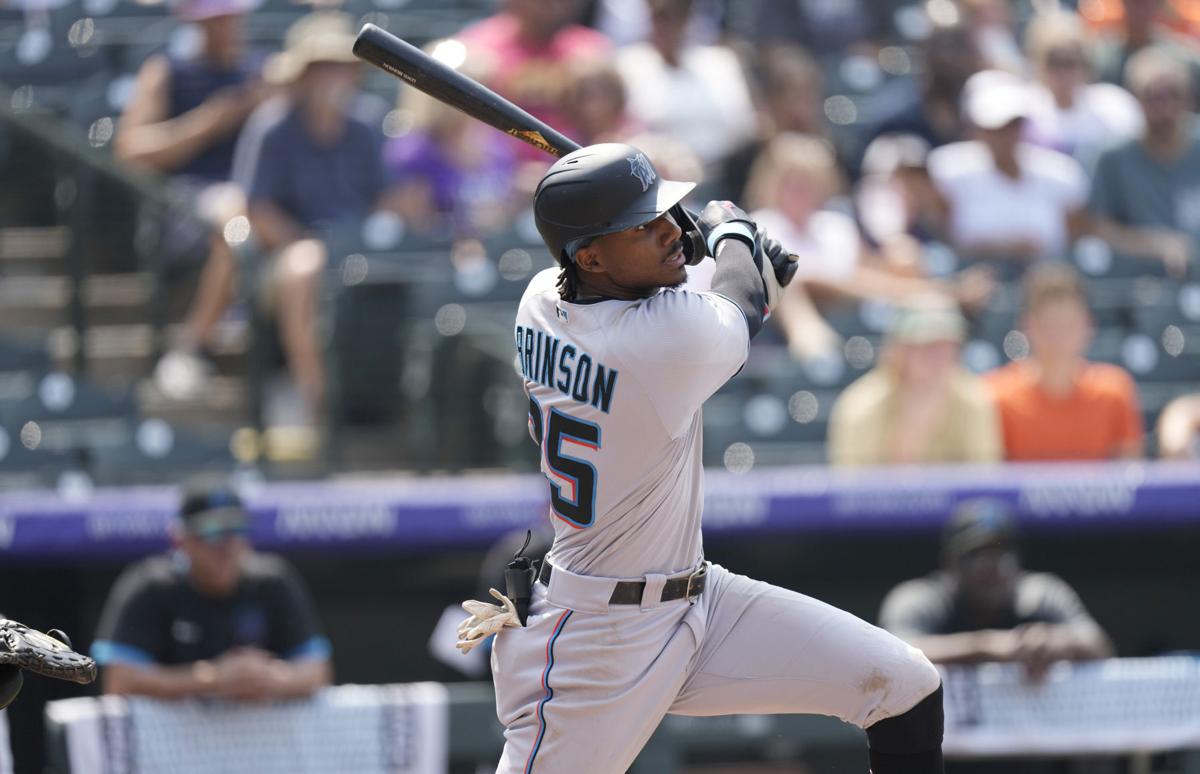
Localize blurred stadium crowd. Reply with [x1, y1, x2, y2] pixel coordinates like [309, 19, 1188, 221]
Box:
[1, 0, 1199, 484]
[2, 2, 1200, 772]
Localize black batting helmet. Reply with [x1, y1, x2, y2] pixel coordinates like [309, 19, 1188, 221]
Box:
[533, 143, 702, 266]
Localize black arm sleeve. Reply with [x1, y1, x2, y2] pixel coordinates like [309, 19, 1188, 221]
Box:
[708, 239, 766, 339]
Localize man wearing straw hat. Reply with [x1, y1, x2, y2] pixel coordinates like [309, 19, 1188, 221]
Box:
[232, 12, 397, 420]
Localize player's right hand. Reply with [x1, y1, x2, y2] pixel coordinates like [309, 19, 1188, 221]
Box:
[696, 200, 758, 257]
[697, 201, 798, 288]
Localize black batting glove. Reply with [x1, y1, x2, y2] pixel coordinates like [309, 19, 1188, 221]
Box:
[759, 230, 799, 288]
[697, 200, 759, 257]
[698, 201, 800, 290]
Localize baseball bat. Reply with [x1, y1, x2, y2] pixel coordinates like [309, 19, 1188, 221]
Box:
[352, 24, 797, 273]
[353, 24, 581, 158]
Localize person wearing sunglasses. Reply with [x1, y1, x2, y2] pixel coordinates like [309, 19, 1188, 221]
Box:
[1089, 46, 1200, 278]
[91, 486, 332, 700]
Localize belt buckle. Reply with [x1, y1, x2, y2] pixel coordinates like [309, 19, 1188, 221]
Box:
[685, 562, 708, 599]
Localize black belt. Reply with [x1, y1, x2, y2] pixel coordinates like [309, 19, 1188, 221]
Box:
[537, 561, 708, 605]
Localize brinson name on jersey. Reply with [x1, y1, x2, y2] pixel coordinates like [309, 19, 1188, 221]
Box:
[514, 325, 618, 413]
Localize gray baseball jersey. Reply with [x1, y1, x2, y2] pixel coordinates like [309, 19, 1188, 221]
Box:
[516, 267, 746, 578]
[495, 267, 940, 773]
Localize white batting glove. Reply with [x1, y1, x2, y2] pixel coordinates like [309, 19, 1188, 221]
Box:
[456, 588, 521, 654]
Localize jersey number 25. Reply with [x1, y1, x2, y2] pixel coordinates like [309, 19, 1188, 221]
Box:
[529, 397, 600, 529]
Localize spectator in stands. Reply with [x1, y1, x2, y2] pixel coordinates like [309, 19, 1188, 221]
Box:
[1089, 47, 1199, 279]
[745, 134, 993, 360]
[233, 12, 396, 416]
[383, 49, 519, 238]
[740, 0, 895, 58]
[563, 68, 703, 194]
[1023, 12, 1145, 169]
[859, 18, 983, 166]
[756, 47, 829, 142]
[747, 134, 861, 288]
[960, 0, 1025, 73]
[855, 133, 949, 257]
[615, 0, 757, 177]
[880, 498, 1113, 681]
[719, 45, 833, 204]
[1157, 393, 1200, 458]
[986, 265, 1144, 461]
[457, 0, 609, 163]
[928, 69, 1090, 268]
[114, 0, 267, 400]
[590, 0, 724, 48]
[1085, 0, 1200, 38]
[92, 485, 332, 700]
[1089, 0, 1200, 105]
[828, 295, 1002, 466]
[563, 58, 638, 146]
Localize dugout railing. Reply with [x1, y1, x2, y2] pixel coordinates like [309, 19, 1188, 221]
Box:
[43, 658, 1200, 774]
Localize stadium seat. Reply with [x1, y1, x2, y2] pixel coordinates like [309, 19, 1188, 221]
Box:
[64, 71, 118, 131]
[1086, 328, 1127, 364]
[0, 21, 98, 88]
[0, 336, 50, 374]
[326, 276, 411, 425]
[0, 372, 136, 455]
[0, 426, 72, 488]
[1132, 283, 1200, 333]
[1072, 236, 1169, 279]
[88, 419, 236, 485]
[821, 304, 878, 339]
[1125, 326, 1200, 382]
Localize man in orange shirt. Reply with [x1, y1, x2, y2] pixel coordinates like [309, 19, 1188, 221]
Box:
[985, 266, 1144, 461]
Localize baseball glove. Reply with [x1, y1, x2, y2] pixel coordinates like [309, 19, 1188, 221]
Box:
[0, 619, 97, 710]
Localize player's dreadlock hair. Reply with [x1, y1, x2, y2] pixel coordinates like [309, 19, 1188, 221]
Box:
[557, 260, 581, 302]
[557, 235, 594, 302]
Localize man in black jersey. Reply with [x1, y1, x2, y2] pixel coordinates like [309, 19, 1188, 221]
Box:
[92, 486, 331, 700]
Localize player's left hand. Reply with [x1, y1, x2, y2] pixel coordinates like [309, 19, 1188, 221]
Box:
[456, 588, 521, 654]
[758, 229, 799, 288]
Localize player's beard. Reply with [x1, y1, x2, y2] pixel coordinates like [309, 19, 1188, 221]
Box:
[662, 240, 687, 290]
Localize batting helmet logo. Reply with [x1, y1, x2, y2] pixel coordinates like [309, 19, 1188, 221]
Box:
[628, 153, 656, 192]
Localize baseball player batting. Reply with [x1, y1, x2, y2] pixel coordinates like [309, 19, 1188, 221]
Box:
[457, 143, 944, 773]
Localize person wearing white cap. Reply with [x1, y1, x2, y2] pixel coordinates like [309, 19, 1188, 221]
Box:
[926, 69, 1091, 268]
[116, 0, 270, 402]
[1022, 11, 1144, 168]
[827, 294, 1002, 466]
